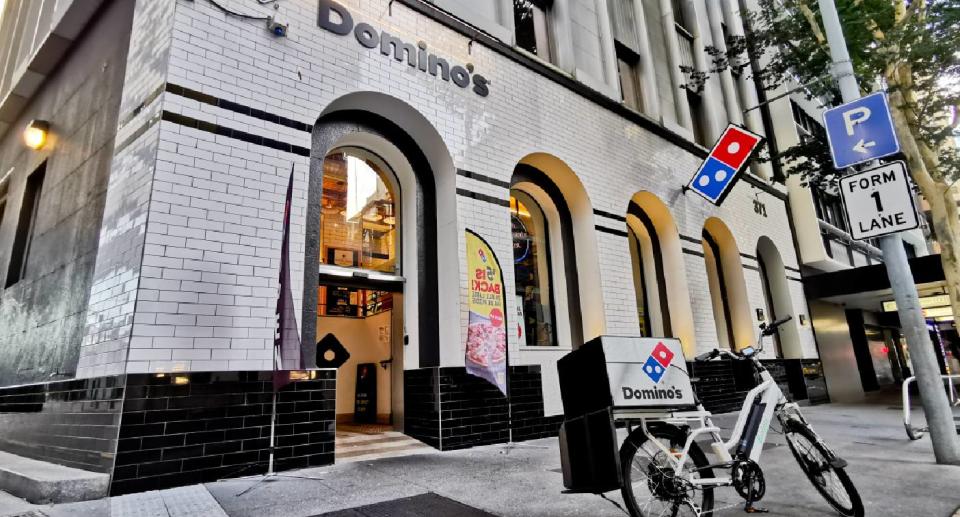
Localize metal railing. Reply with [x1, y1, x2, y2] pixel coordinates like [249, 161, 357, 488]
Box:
[902, 374, 960, 440]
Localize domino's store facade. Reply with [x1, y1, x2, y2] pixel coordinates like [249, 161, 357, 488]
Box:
[0, 0, 826, 495]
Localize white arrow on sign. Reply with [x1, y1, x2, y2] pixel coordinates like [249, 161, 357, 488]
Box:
[853, 139, 876, 154]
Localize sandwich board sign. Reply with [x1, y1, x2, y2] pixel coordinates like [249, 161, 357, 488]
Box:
[839, 161, 919, 240]
[823, 92, 901, 169]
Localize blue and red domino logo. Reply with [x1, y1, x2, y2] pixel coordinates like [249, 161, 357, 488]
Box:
[642, 342, 676, 384]
[687, 124, 763, 204]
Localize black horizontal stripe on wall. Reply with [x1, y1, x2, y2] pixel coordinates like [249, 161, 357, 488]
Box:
[118, 83, 165, 130]
[161, 111, 310, 157]
[788, 276, 803, 282]
[740, 252, 757, 261]
[595, 225, 628, 237]
[785, 265, 802, 274]
[114, 112, 162, 157]
[456, 169, 510, 189]
[682, 248, 705, 258]
[455, 188, 510, 207]
[743, 264, 760, 273]
[166, 83, 313, 133]
[679, 234, 701, 245]
[593, 209, 627, 222]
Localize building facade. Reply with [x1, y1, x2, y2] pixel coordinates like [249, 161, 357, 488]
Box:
[0, 0, 823, 495]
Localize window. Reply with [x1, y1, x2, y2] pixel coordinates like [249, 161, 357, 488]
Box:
[0, 178, 8, 234]
[702, 229, 735, 348]
[6, 162, 45, 287]
[687, 89, 708, 146]
[627, 228, 651, 337]
[811, 187, 848, 232]
[616, 42, 643, 111]
[320, 150, 399, 274]
[511, 190, 557, 347]
[514, 0, 554, 62]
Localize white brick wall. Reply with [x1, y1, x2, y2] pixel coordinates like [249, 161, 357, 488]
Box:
[78, 0, 818, 379]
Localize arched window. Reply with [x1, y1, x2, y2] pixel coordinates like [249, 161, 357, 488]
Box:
[756, 237, 802, 358]
[320, 149, 399, 274]
[511, 190, 557, 347]
[627, 204, 672, 338]
[702, 218, 753, 350]
[702, 229, 735, 349]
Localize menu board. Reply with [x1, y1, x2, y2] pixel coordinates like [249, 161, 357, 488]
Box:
[325, 286, 359, 316]
[353, 363, 377, 423]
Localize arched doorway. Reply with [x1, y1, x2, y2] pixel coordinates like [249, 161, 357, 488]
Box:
[306, 93, 457, 457]
[756, 236, 802, 358]
[702, 218, 752, 350]
[625, 192, 697, 355]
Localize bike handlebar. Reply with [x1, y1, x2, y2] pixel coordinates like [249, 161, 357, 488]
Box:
[761, 315, 793, 336]
[694, 348, 741, 362]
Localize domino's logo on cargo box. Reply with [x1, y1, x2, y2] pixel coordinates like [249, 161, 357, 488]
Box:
[641, 342, 675, 384]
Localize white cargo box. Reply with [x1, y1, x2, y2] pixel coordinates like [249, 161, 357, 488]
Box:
[558, 336, 695, 416]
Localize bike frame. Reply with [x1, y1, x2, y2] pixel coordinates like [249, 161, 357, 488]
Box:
[615, 332, 804, 489]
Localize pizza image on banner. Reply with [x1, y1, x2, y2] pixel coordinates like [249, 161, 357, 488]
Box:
[464, 230, 508, 395]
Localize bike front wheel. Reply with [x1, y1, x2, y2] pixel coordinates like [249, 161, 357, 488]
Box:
[783, 419, 864, 517]
[619, 423, 714, 517]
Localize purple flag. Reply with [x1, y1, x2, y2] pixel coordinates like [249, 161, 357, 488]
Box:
[274, 166, 302, 390]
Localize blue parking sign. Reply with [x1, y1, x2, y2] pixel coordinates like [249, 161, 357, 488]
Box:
[823, 92, 900, 169]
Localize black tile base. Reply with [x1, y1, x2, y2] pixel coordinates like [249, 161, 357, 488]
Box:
[404, 365, 561, 451]
[111, 370, 336, 495]
[0, 376, 124, 472]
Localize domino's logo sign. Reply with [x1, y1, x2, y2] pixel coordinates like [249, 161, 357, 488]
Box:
[686, 124, 763, 205]
[641, 342, 676, 384]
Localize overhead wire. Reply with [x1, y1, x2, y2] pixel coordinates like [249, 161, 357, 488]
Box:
[202, 0, 271, 21]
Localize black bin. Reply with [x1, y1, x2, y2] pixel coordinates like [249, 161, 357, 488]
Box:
[556, 337, 622, 493]
[558, 407, 621, 493]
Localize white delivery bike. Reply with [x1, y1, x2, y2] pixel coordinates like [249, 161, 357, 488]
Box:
[615, 317, 864, 516]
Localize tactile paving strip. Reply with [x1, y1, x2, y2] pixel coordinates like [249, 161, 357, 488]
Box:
[108, 485, 228, 517]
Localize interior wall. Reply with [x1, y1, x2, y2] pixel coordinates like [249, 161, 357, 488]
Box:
[809, 300, 865, 402]
[319, 310, 394, 420]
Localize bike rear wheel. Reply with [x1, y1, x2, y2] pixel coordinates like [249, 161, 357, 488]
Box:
[619, 423, 714, 517]
[783, 419, 864, 517]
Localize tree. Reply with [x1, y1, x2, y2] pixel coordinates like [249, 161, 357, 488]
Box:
[743, 1, 960, 333]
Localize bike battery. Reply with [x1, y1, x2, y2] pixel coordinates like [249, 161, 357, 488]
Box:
[559, 407, 621, 493]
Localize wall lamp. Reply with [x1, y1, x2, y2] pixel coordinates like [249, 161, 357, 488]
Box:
[23, 120, 50, 150]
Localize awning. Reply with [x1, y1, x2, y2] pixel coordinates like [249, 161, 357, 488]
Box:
[803, 254, 950, 316]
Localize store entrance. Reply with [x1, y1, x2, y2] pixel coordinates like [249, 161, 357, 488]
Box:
[318, 282, 426, 462]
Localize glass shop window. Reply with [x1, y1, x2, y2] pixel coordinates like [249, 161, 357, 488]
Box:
[320, 150, 399, 274]
[511, 190, 557, 347]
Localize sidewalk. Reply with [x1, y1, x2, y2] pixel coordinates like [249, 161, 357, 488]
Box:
[9, 396, 960, 516]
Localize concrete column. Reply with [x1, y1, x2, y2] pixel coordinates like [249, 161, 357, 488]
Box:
[550, 0, 578, 72]
[595, 0, 623, 95]
[722, 0, 773, 178]
[631, 0, 661, 119]
[705, 0, 742, 125]
[659, 0, 692, 129]
[498, 0, 515, 35]
[682, 0, 723, 142]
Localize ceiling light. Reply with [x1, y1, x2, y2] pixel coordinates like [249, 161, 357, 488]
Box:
[883, 293, 951, 312]
[23, 120, 49, 150]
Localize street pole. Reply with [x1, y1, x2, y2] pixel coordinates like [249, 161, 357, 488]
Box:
[818, 0, 960, 464]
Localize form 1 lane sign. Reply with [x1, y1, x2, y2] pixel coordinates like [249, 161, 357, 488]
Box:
[839, 161, 919, 240]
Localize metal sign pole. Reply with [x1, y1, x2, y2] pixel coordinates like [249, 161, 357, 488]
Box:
[819, 0, 960, 464]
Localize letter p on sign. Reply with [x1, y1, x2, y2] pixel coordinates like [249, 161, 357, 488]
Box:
[842, 106, 871, 136]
